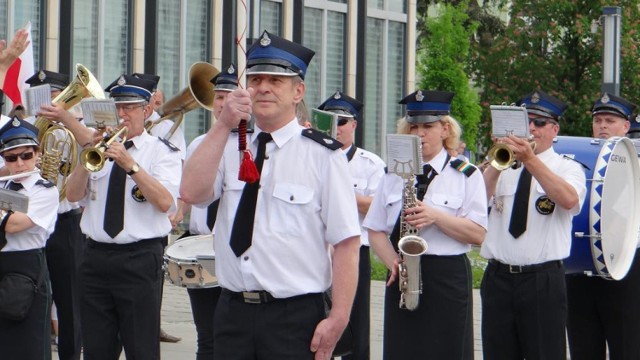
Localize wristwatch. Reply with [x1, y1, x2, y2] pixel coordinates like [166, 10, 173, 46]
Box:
[127, 163, 140, 176]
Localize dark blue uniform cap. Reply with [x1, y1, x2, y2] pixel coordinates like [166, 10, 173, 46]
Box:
[25, 70, 70, 91]
[317, 91, 363, 119]
[516, 90, 567, 120]
[210, 63, 239, 92]
[131, 73, 160, 92]
[105, 74, 156, 103]
[592, 92, 637, 121]
[0, 117, 39, 153]
[247, 31, 315, 80]
[399, 90, 455, 124]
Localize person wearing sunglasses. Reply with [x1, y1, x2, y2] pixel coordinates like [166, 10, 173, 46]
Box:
[0, 117, 59, 359]
[317, 90, 385, 360]
[481, 90, 587, 360]
[65, 74, 182, 360]
[566, 93, 640, 360]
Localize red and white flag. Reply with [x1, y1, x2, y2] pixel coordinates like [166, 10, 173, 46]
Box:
[3, 22, 34, 105]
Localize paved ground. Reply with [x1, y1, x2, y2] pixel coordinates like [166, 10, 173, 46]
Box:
[56, 280, 484, 359]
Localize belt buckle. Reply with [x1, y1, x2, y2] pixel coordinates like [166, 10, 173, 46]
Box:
[242, 292, 262, 304]
[509, 264, 523, 274]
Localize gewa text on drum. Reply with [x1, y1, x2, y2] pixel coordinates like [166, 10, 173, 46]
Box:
[554, 136, 640, 280]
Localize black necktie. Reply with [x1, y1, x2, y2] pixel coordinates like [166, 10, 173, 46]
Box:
[229, 132, 273, 256]
[390, 164, 436, 246]
[509, 167, 532, 238]
[7, 182, 23, 191]
[206, 200, 220, 232]
[103, 141, 134, 238]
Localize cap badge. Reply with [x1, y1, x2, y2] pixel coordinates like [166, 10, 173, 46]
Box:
[415, 91, 424, 102]
[117, 76, 126, 86]
[227, 64, 235, 74]
[601, 93, 610, 104]
[11, 118, 20, 127]
[333, 92, 341, 100]
[260, 33, 271, 47]
[635, 114, 640, 123]
[38, 70, 46, 81]
[531, 92, 540, 103]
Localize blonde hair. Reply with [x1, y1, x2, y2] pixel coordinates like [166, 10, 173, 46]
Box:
[395, 115, 462, 152]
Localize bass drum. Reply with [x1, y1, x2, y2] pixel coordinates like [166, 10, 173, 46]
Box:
[554, 136, 640, 280]
[164, 235, 217, 288]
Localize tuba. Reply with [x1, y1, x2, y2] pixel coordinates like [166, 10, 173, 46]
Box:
[145, 62, 218, 140]
[397, 172, 429, 311]
[79, 127, 128, 172]
[37, 64, 105, 200]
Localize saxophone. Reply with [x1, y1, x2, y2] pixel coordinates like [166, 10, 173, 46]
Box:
[397, 173, 429, 311]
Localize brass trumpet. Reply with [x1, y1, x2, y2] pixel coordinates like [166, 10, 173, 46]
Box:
[487, 138, 536, 171]
[79, 127, 128, 172]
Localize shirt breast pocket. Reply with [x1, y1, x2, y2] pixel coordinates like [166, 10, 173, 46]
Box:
[430, 193, 463, 213]
[352, 178, 368, 194]
[271, 183, 315, 234]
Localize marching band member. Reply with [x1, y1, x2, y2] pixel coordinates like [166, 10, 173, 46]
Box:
[481, 91, 586, 360]
[65, 75, 182, 360]
[567, 93, 640, 359]
[0, 117, 59, 359]
[363, 90, 487, 359]
[180, 31, 360, 359]
[317, 90, 385, 360]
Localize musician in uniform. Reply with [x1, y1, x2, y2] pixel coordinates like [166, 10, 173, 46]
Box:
[176, 63, 238, 359]
[0, 117, 59, 359]
[363, 90, 487, 359]
[65, 75, 182, 360]
[317, 90, 385, 360]
[180, 31, 360, 359]
[481, 90, 587, 360]
[566, 93, 640, 360]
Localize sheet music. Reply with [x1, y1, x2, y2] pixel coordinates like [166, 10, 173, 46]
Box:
[311, 108, 337, 139]
[81, 99, 119, 128]
[24, 84, 52, 117]
[386, 134, 423, 176]
[0, 188, 29, 213]
[491, 105, 530, 138]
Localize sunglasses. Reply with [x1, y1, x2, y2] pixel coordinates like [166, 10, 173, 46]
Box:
[3, 151, 35, 163]
[529, 117, 557, 127]
[337, 118, 350, 126]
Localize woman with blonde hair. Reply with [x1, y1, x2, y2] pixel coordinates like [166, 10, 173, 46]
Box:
[364, 90, 487, 359]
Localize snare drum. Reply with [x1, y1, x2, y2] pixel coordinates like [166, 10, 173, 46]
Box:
[554, 136, 640, 280]
[164, 235, 217, 288]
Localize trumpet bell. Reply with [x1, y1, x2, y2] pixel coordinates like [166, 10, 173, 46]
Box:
[488, 144, 515, 171]
[80, 127, 129, 172]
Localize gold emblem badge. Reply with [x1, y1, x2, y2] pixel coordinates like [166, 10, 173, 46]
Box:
[535, 195, 555, 215]
[131, 185, 146, 202]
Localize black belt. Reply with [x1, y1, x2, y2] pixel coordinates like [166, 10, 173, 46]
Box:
[489, 259, 563, 274]
[222, 288, 321, 305]
[87, 237, 165, 250]
[58, 208, 83, 219]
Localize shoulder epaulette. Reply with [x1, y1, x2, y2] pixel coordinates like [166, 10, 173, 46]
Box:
[301, 128, 343, 150]
[157, 137, 179, 152]
[562, 155, 590, 171]
[450, 158, 477, 177]
[36, 179, 55, 188]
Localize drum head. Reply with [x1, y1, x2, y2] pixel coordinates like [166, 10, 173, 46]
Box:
[165, 235, 215, 260]
[590, 137, 640, 280]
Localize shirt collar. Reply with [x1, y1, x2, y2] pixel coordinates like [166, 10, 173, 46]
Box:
[424, 148, 448, 174]
[8, 171, 41, 191]
[253, 118, 301, 149]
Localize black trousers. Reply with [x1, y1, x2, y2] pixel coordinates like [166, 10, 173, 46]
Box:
[214, 290, 325, 360]
[342, 245, 371, 360]
[187, 286, 221, 360]
[481, 260, 567, 360]
[46, 209, 84, 360]
[567, 248, 640, 360]
[79, 238, 163, 360]
[0, 249, 51, 360]
[383, 254, 473, 360]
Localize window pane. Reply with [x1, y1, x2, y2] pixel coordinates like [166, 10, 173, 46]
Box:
[388, 0, 407, 13]
[364, 18, 383, 154]
[183, 0, 209, 143]
[370, 0, 384, 10]
[73, 0, 99, 76]
[157, 0, 181, 101]
[325, 11, 345, 96]
[14, 0, 41, 69]
[302, 7, 322, 108]
[102, 0, 128, 82]
[260, 1, 281, 34]
[0, 1, 7, 41]
[386, 21, 405, 136]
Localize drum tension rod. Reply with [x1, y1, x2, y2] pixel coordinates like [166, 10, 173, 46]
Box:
[574, 232, 602, 239]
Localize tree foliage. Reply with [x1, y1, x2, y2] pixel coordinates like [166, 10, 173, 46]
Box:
[417, 2, 482, 149]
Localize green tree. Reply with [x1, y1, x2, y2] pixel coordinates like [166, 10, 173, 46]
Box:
[417, 2, 482, 150]
[470, 1, 640, 149]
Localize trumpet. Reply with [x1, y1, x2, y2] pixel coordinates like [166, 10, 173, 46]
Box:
[487, 138, 536, 171]
[79, 127, 128, 172]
